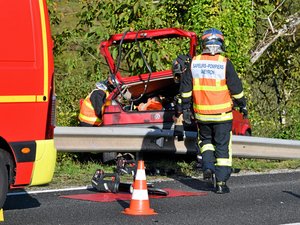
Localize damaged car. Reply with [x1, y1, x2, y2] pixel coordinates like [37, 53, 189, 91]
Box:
[97, 28, 251, 137]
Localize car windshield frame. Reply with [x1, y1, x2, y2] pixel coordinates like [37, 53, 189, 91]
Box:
[99, 28, 198, 84]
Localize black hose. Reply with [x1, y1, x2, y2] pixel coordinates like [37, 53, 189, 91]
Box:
[112, 29, 153, 103]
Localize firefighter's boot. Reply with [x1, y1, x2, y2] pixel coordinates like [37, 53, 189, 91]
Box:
[203, 169, 213, 180]
[215, 181, 230, 194]
[203, 169, 216, 189]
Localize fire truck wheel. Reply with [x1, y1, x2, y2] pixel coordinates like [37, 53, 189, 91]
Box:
[0, 151, 9, 208]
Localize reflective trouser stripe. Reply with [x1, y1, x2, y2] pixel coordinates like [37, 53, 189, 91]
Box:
[181, 91, 192, 98]
[216, 131, 232, 167]
[216, 158, 232, 166]
[200, 144, 215, 153]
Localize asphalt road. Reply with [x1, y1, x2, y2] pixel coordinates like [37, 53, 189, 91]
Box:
[2, 171, 300, 225]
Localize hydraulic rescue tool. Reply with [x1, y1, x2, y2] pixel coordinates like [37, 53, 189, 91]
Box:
[91, 153, 169, 196]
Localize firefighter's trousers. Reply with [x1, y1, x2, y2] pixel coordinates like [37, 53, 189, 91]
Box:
[197, 121, 232, 182]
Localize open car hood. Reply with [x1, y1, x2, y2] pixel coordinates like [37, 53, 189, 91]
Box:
[99, 28, 197, 85]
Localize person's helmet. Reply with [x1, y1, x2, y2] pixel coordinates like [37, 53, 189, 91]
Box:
[172, 60, 182, 84]
[172, 54, 191, 84]
[201, 28, 225, 55]
[96, 76, 120, 92]
[95, 81, 108, 91]
[105, 76, 119, 92]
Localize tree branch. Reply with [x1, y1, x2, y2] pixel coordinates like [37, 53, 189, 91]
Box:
[251, 12, 300, 64]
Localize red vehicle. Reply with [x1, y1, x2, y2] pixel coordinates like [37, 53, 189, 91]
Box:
[0, 0, 56, 209]
[98, 28, 251, 136]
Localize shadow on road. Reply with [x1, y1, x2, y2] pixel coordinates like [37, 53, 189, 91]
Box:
[116, 199, 130, 209]
[172, 177, 215, 192]
[4, 192, 41, 210]
[283, 191, 300, 199]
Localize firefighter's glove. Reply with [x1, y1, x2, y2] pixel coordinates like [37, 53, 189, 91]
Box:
[183, 109, 193, 125]
[239, 107, 248, 119]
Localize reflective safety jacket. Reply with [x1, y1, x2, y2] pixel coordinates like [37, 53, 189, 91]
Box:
[180, 54, 246, 123]
[137, 97, 163, 111]
[78, 89, 108, 126]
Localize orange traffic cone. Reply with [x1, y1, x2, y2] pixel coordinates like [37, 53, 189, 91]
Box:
[122, 160, 157, 216]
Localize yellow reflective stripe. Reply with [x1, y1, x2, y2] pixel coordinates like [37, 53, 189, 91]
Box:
[232, 91, 244, 99]
[0, 96, 37, 102]
[229, 131, 232, 159]
[194, 55, 201, 60]
[193, 85, 228, 91]
[216, 131, 232, 166]
[78, 113, 101, 123]
[194, 102, 231, 111]
[85, 101, 94, 110]
[200, 144, 215, 153]
[216, 158, 232, 166]
[38, 0, 49, 101]
[194, 112, 233, 122]
[181, 91, 192, 98]
[218, 55, 225, 62]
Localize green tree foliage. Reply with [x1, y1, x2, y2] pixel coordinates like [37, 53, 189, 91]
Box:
[248, 0, 300, 138]
[49, 0, 299, 139]
[187, 0, 255, 68]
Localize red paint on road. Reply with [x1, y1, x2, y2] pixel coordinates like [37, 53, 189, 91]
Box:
[61, 188, 207, 202]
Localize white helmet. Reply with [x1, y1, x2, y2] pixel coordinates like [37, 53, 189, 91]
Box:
[95, 81, 108, 91]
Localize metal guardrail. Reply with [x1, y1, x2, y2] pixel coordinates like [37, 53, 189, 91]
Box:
[54, 126, 300, 160]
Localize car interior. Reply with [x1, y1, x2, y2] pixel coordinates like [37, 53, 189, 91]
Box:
[112, 75, 180, 113]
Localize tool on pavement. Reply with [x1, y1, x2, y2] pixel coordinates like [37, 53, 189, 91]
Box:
[91, 153, 168, 196]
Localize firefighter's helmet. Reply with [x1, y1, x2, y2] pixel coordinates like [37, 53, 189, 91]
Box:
[172, 60, 182, 84]
[172, 54, 191, 84]
[201, 28, 225, 55]
[96, 76, 120, 92]
[106, 76, 119, 92]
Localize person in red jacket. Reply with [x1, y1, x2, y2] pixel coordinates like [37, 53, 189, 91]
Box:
[79, 78, 115, 127]
[178, 28, 248, 194]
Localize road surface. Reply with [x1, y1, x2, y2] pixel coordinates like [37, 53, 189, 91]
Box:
[2, 171, 300, 225]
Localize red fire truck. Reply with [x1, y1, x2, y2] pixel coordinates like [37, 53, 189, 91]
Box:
[0, 0, 56, 209]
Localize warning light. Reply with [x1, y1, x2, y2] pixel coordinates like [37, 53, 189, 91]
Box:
[21, 148, 31, 154]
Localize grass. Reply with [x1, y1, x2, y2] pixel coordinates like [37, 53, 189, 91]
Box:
[233, 158, 300, 172]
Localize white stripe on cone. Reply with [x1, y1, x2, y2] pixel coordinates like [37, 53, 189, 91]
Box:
[135, 169, 146, 180]
[131, 189, 149, 200]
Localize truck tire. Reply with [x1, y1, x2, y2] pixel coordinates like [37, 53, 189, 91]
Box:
[0, 153, 8, 208]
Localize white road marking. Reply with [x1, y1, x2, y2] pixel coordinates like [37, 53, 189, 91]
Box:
[7, 185, 93, 196]
[280, 223, 300, 225]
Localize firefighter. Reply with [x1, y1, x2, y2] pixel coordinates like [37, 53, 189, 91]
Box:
[78, 78, 115, 127]
[178, 28, 248, 194]
[171, 54, 193, 142]
[137, 96, 163, 111]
